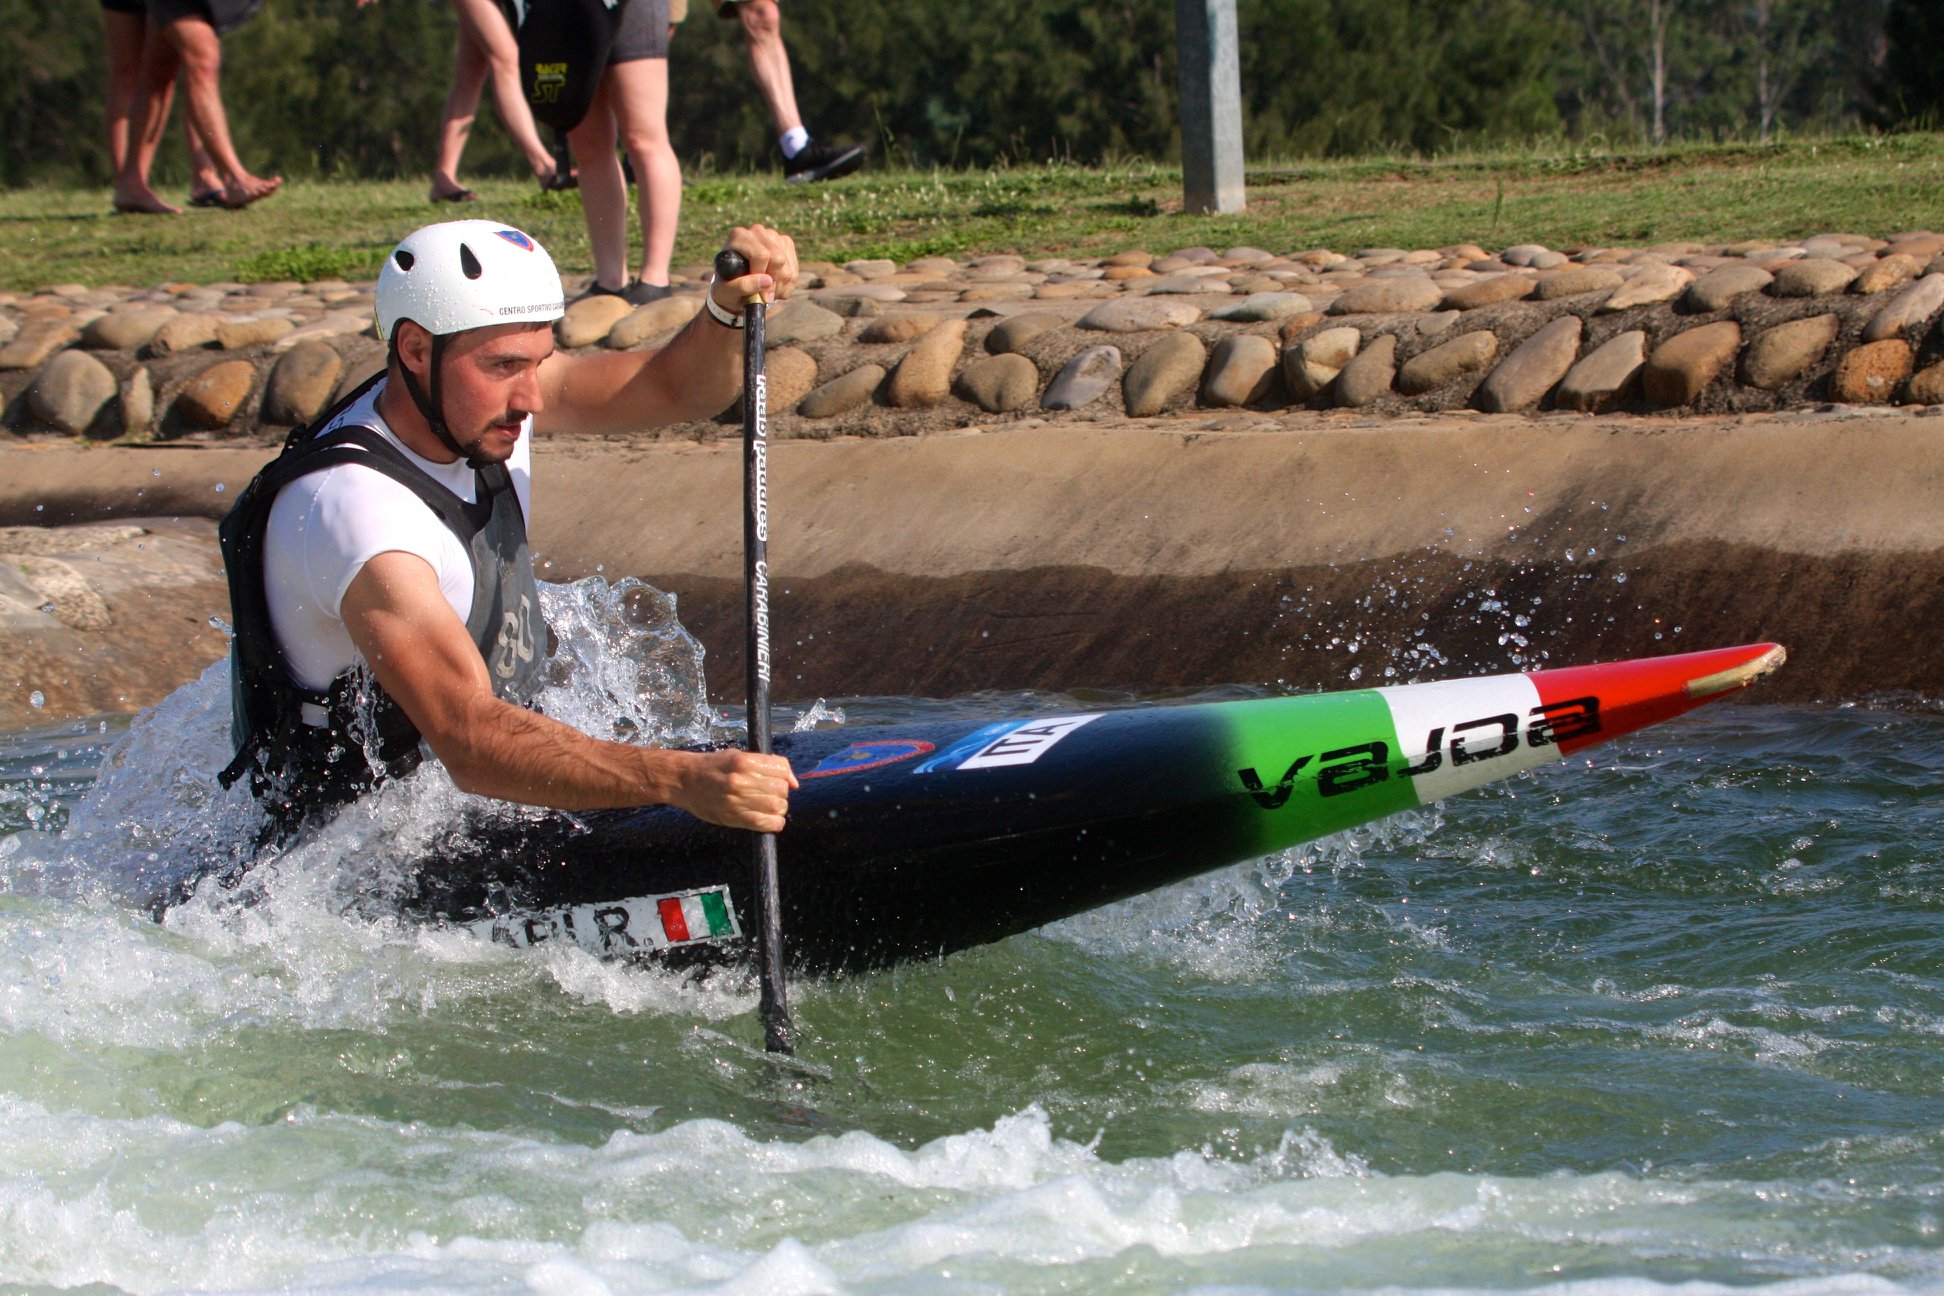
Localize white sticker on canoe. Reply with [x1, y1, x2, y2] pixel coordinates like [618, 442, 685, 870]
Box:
[954, 714, 1102, 769]
[460, 886, 741, 958]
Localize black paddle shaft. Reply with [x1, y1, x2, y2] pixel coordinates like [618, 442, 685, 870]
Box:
[717, 248, 793, 1055]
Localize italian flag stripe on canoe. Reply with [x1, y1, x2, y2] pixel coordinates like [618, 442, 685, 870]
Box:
[658, 891, 735, 943]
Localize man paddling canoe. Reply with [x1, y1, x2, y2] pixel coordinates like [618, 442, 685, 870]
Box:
[217, 219, 799, 841]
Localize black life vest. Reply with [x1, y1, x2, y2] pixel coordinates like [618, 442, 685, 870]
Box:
[218, 374, 549, 835]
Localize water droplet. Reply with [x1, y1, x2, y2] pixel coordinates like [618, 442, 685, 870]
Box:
[29, 690, 46, 708]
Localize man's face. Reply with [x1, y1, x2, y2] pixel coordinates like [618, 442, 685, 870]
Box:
[406, 321, 556, 464]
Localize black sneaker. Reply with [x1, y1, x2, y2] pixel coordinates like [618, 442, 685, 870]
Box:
[784, 138, 866, 184]
[585, 279, 673, 307]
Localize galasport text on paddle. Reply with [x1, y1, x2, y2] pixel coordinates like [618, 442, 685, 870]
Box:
[716, 247, 793, 1055]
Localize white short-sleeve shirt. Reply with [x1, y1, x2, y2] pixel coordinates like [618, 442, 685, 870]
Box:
[263, 380, 534, 692]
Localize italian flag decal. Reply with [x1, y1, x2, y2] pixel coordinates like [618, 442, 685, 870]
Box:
[658, 890, 736, 943]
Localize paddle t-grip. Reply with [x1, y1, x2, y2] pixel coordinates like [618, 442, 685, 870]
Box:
[716, 249, 763, 306]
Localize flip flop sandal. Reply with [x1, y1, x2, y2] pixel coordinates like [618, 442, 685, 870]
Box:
[430, 188, 480, 204]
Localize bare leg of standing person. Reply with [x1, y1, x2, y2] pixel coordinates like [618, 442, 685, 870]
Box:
[430, 21, 488, 201]
[724, 0, 862, 182]
[607, 57, 678, 289]
[566, 82, 633, 297]
[112, 11, 185, 213]
[432, 0, 560, 200]
[157, 13, 281, 207]
[107, 7, 228, 204]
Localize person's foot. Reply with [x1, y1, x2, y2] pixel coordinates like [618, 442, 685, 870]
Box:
[222, 173, 283, 209]
[783, 138, 866, 184]
[584, 279, 673, 307]
[188, 188, 226, 208]
[111, 180, 181, 215]
[430, 187, 480, 204]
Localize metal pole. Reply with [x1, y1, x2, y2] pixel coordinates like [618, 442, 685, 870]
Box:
[1175, 0, 1246, 215]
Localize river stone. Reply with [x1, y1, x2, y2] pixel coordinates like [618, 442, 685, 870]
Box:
[1476, 316, 1582, 412]
[1200, 334, 1279, 407]
[1211, 292, 1313, 323]
[884, 318, 967, 408]
[1532, 266, 1625, 302]
[1137, 275, 1225, 297]
[1042, 345, 1123, 411]
[176, 358, 257, 429]
[1853, 254, 1921, 295]
[798, 363, 886, 418]
[1769, 258, 1859, 298]
[767, 299, 845, 345]
[1555, 330, 1647, 412]
[556, 295, 634, 348]
[859, 312, 941, 345]
[274, 310, 372, 350]
[1076, 298, 1202, 333]
[1332, 333, 1398, 407]
[0, 320, 80, 371]
[954, 353, 1040, 413]
[1441, 274, 1534, 311]
[1598, 263, 1692, 314]
[216, 315, 296, 350]
[148, 312, 223, 356]
[82, 307, 177, 352]
[0, 316, 15, 346]
[1827, 339, 1914, 404]
[755, 346, 818, 414]
[1275, 311, 1326, 342]
[984, 312, 1064, 355]
[1641, 321, 1742, 406]
[262, 341, 344, 425]
[843, 258, 898, 280]
[1396, 329, 1499, 395]
[1683, 265, 1774, 313]
[1906, 360, 1944, 405]
[1329, 277, 1442, 316]
[606, 295, 702, 348]
[1861, 274, 1944, 343]
[26, 349, 118, 435]
[1104, 250, 1153, 267]
[121, 367, 154, 437]
[1284, 326, 1361, 399]
[967, 254, 1028, 279]
[811, 284, 909, 309]
[1122, 332, 1207, 417]
[1741, 314, 1840, 390]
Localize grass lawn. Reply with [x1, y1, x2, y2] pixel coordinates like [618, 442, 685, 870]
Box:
[2, 134, 1941, 292]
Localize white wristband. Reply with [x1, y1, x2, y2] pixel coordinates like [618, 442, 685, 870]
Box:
[704, 276, 745, 329]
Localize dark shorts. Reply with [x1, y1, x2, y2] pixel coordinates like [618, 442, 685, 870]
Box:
[146, 0, 265, 35]
[609, 0, 669, 62]
[100, 0, 147, 17]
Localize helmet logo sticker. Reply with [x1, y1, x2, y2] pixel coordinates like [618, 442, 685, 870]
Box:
[496, 230, 535, 251]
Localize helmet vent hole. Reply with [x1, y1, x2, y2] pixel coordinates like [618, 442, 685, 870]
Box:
[459, 244, 483, 280]
[393, 249, 416, 272]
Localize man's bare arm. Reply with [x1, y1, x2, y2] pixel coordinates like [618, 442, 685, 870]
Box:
[535, 224, 799, 435]
[340, 551, 795, 830]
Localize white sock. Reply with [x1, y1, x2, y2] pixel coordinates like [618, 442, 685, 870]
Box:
[779, 126, 810, 159]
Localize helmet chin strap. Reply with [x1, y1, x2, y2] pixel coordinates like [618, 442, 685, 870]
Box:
[391, 330, 492, 469]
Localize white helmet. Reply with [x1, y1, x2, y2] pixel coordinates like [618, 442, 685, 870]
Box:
[375, 220, 564, 341]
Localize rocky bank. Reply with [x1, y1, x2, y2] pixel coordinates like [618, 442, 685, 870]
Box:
[4, 232, 1944, 729]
